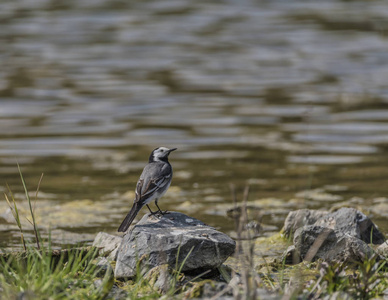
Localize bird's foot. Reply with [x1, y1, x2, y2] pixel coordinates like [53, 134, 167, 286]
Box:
[155, 203, 168, 216]
[146, 204, 159, 216]
[152, 210, 168, 218]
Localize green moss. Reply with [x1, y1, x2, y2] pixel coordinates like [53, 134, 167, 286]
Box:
[225, 233, 292, 274]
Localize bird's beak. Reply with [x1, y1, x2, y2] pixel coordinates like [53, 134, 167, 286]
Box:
[168, 148, 177, 153]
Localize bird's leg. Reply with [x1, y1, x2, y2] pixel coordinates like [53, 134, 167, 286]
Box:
[155, 200, 168, 215]
[146, 204, 158, 215]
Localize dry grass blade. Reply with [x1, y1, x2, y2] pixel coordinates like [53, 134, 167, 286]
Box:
[4, 193, 18, 223]
[229, 184, 262, 300]
[304, 228, 332, 262]
[34, 173, 44, 214]
[17, 163, 41, 249]
[4, 187, 26, 251]
[230, 183, 242, 251]
[25, 217, 34, 226]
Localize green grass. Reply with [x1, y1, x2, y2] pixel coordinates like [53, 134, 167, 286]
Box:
[304, 256, 388, 300]
[1, 164, 114, 299]
[0, 246, 111, 299]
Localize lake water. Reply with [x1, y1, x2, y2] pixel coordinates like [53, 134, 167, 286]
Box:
[1, 0, 388, 248]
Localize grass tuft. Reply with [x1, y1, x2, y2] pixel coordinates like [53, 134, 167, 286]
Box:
[4, 183, 26, 251]
[0, 246, 106, 299]
[1, 165, 111, 299]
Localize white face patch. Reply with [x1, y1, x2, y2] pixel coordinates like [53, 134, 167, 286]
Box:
[158, 147, 170, 152]
[153, 147, 171, 161]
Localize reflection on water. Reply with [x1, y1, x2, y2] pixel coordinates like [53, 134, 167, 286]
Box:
[1, 0, 388, 247]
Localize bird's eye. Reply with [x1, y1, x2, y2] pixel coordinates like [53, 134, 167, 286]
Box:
[161, 149, 164, 152]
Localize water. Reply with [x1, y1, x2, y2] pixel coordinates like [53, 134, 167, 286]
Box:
[1, 0, 388, 248]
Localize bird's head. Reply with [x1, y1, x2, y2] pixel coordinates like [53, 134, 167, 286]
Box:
[149, 147, 177, 163]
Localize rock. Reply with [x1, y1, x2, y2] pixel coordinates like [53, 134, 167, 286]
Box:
[293, 225, 375, 263]
[114, 212, 236, 278]
[94, 257, 114, 277]
[144, 264, 176, 294]
[92, 232, 122, 260]
[287, 207, 385, 264]
[283, 209, 329, 238]
[314, 207, 385, 244]
[376, 242, 388, 258]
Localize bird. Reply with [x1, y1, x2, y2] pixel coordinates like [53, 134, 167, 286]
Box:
[118, 146, 177, 232]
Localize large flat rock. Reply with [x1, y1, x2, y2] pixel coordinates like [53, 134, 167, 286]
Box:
[114, 212, 236, 278]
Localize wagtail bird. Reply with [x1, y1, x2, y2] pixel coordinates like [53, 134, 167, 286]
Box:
[118, 147, 177, 232]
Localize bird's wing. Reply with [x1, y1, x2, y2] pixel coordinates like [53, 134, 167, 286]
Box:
[134, 163, 172, 203]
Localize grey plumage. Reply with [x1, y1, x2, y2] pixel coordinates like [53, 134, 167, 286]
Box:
[118, 147, 177, 232]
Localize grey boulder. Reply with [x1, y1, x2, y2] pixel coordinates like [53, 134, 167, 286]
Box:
[114, 211, 236, 278]
[293, 225, 374, 263]
[283, 209, 329, 238]
[286, 207, 385, 264]
[314, 207, 385, 244]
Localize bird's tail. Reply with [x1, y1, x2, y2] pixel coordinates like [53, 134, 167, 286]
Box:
[118, 203, 141, 232]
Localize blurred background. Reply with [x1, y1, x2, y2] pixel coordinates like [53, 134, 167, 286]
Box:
[1, 0, 388, 248]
